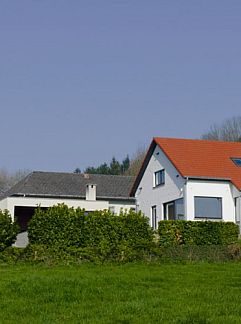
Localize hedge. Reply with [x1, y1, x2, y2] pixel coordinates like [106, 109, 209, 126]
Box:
[2, 243, 241, 265]
[158, 220, 239, 247]
[0, 209, 19, 251]
[28, 204, 154, 260]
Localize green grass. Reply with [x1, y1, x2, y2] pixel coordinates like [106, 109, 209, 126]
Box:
[1, 262, 241, 323]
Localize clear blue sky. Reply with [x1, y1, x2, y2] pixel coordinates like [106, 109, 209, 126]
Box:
[0, 1, 241, 172]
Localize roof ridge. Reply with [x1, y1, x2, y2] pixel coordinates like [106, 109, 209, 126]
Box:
[31, 170, 134, 178]
[153, 136, 241, 145]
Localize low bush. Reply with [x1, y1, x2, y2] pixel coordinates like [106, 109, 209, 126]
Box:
[28, 204, 82, 246]
[2, 242, 241, 265]
[0, 209, 19, 251]
[28, 205, 154, 261]
[24, 206, 241, 264]
[158, 220, 239, 247]
[0, 246, 24, 263]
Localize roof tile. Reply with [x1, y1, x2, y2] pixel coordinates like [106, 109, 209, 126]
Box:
[1, 171, 135, 201]
[154, 137, 241, 189]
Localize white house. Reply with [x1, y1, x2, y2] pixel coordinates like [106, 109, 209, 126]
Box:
[130, 137, 241, 231]
[0, 171, 135, 236]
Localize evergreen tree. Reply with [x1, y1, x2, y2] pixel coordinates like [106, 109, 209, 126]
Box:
[109, 157, 121, 175]
[121, 155, 130, 173]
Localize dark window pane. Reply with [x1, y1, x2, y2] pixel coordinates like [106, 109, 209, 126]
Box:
[176, 198, 184, 220]
[154, 170, 165, 186]
[163, 198, 184, 220]
[194, 197, 222, 219]
[152, 206, 157, 229]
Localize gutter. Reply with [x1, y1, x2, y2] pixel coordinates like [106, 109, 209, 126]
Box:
[9, 193, 135, 202]
[184, 176, 231, 182]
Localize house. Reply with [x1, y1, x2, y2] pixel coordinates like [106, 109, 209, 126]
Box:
[130, 137, 241, 231]
[0, 171, 135, 234]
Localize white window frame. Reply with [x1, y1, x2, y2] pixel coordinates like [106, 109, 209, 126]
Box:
[194, 196, 222, 219]
[154, 169, 165, 187]
[151, 205, 157, 229]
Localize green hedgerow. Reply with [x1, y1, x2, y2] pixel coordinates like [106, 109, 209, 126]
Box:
[158, 220, 239, 247]
[28, 204, 154, 260]
[0, 209, 19, 251]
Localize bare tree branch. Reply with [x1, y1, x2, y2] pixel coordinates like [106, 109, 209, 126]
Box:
[201, 116, 241, 142]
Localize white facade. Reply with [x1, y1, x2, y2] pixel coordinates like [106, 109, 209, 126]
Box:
[185, 180, 236, 222]
[135, 144, 241, 228]
[0, 196, 135, 221]
[0, 171, 135, 247]
[135, 145, 185, 224]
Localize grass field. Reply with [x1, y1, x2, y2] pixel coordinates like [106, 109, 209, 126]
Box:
[1, 262, 241, 323]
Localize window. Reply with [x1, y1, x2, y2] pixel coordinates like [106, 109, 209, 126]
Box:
[163, 198, 184, 220]
[194, 196, 222, 219]
[231, 158, 241, 167]
[235, 198, 239, 224]
[154, 169, 165, 187]
[151, 206, 157, 229]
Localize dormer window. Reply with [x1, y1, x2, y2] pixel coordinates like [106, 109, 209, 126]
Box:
[154, 169, 165, 187]
[231, 158, 241, 167]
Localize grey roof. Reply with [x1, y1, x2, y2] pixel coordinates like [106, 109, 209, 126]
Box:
[1, 171, 135, 201]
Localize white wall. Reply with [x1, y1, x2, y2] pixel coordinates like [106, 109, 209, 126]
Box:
[134, 143, 239, 226]
[0, 196, 135, 221]
[135, 144, 185, 223]
[185, 180, 236, 222]
[108, 200, 135, 215]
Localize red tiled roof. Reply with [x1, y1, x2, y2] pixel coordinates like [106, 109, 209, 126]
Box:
[154, 137, 241, 190]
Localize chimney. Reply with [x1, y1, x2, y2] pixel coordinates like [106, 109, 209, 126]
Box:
[86, 184, 97, 201]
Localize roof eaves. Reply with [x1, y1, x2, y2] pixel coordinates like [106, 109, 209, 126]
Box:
[186, 175, 241, 191]
[9, 193, 134, 201]
[10, 193, 86, 200]
[98, 196, 135, 202]
[184, 176, 231, 182]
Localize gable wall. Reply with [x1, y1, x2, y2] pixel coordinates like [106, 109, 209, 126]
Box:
[135, 144, 185, 222]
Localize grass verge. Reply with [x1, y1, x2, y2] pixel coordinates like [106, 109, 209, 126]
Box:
[0, 262, 241, 323]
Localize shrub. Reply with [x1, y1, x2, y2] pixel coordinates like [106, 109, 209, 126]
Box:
[0, 246, 24, 263]
[28, 204, 154, 261]
[28, 204, 86, 247]
[0, 209, 19, 251]
[158, 220, 239, 247]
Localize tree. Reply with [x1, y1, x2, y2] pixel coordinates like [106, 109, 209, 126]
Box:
[124, 146, 146, 176]
[202, 116, 241, 142]
[109, 157, 121, 175]
[75, 149, 146, 177]
[96, 163, 110, 175]
[78, 156, 130, 176]
[85, 163, 110, 175]
[0, 169, 30, 194]
[121, 155, 130, 173]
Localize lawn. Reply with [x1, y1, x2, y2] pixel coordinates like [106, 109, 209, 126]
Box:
[0, 262, 241, 323]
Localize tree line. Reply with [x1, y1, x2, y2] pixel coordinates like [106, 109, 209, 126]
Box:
[76, 116, 241, 177]
[1, 116, 241, 193]
[74, 147, 147, 177]
[201, 116, 241, 142]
